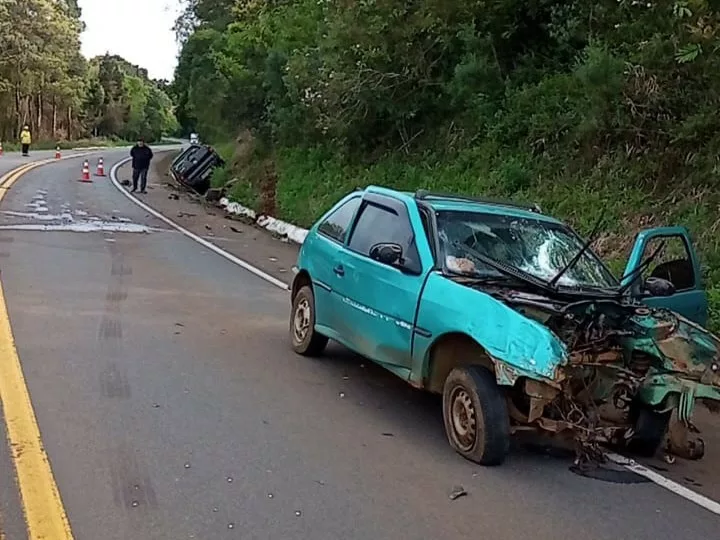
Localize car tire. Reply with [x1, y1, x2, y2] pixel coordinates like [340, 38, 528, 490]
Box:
[442, 365, 510, 466]
[627, 405, 671, 457]
[290, 285, 328, 356]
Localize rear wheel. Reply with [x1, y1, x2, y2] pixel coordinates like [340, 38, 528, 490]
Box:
[290, 285, 328, 356]
[442, 366, 510, 466]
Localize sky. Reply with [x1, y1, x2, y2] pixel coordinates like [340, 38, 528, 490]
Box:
[78, 0, 182, 81]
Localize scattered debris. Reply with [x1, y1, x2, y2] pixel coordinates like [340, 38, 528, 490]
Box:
[295, 510, 302, 517]
[381, 432, 394, 437]
[120, 179, 130, 187]
[229, 226, 242, 233]
[184, 462, 191, 469]
[227, 477, 233, 483]
[449, 486, 467, 500]
[169, 193, 179, 200]
[339, 392, 345, 398]
[177, 211, 197, 218]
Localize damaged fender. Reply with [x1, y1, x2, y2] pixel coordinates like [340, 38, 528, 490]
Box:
[410, 272, 569, 389]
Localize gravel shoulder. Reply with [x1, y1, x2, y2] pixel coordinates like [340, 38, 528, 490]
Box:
[115, 152, 300, 286]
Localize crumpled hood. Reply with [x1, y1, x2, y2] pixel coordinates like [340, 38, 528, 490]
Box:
[496, 289, 720, 387]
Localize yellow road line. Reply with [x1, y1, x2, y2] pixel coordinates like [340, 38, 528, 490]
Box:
[0, 161, 74, 539]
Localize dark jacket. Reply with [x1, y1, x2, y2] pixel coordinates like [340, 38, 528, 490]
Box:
[131, 144, 153, 170]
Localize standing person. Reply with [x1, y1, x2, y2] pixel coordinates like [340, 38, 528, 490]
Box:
[130, 138, 153, 194]
[20, 125, 31, 156]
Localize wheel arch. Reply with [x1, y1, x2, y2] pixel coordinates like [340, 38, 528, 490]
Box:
[425, 332, 496, 394]
[291, 269, 312, 302]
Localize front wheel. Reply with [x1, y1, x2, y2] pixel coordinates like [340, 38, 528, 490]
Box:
[290, 285, 328, 356]
[442, 365, 510, 466]
[626, 405, 671, 457]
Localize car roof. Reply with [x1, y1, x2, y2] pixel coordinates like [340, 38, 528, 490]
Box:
[362, 185, 563, 225]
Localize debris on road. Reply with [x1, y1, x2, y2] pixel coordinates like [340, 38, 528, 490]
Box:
[449, 486, 467, 500]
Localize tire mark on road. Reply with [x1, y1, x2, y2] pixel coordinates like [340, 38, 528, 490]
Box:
[108, 444, 158, 511]
[99, 361, 131, 399]
[97, 240, 159, 513]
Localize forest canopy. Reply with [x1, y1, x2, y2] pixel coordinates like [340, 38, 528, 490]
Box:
[0, 0, 177, 144]
[172, 1, 720, 330]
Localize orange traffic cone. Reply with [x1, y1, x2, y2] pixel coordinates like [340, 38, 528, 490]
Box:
[96, 157, 105, 176]
[79, 160, 92, 183]
[55, 146, 61, 159]
[0, 142, 3, 156]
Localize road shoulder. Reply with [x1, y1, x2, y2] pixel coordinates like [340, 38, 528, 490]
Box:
[115, 154, 300, 287]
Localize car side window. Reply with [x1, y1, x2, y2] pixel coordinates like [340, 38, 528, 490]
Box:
[318, 197, 361, 242]
[348, 202, 421, 272]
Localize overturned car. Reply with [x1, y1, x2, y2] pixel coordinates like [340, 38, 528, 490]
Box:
[289, 187, 720, 465]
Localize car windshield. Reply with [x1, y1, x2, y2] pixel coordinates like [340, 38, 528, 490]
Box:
[436, 210, 617, 289]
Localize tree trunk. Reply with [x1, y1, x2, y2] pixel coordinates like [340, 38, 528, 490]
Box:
[36, 93, 42, 139]
[67, 107, 72, 140]
[15, 85, 21, 136]
[52, 98, 57, 137]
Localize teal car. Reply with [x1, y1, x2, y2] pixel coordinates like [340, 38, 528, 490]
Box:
[289, 187, 720, 466]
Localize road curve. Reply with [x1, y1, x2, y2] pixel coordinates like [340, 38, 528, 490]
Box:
[0, 151, 718, 539]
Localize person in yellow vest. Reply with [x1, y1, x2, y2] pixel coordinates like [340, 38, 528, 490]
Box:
[20, 125, 31, 156]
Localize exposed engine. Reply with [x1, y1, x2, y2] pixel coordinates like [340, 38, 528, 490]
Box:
[496, 290, 710, 464]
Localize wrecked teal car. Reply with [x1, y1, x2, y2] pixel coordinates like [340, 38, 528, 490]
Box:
[289, 187, 720, 465]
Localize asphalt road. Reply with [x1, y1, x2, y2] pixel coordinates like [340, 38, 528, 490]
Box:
[0, 150, 719, 539]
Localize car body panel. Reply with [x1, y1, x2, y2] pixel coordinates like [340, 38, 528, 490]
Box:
[410, 272, 568, 387]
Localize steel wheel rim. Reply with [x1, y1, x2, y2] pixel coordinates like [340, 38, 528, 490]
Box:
[450, 386, 478, 452]
[293, 297, 311, 343]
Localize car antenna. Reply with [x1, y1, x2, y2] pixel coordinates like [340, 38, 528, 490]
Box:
[548, 214, 604, 289]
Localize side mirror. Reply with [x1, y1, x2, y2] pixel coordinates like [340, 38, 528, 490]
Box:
[370, 243, 403, 266]
[644, 277, 676, 297]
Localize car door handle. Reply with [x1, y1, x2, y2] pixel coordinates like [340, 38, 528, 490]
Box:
[333, 265, 345, 276]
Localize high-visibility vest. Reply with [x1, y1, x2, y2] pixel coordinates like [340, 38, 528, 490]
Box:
[20, 129, 31, 144]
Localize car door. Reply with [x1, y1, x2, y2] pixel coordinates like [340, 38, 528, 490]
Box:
[306, 195, 362, 337]
[332, 193, 427, 370]
[622, 227, 708, 325]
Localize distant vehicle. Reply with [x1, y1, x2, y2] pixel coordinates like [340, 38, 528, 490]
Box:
[169, 144, 223, 195]
[190, 133, 199, 144]
[289, 186, 720, 466]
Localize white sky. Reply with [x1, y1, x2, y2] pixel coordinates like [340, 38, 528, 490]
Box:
[78, 0, 182, 81]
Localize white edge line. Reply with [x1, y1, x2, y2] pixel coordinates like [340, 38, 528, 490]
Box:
[109, 157, 290, 291]
[605, 452, 720, 516]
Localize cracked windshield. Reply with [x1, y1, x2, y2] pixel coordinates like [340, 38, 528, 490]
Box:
[1, 0, 719, 539]
[439, 211, 616, 288]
